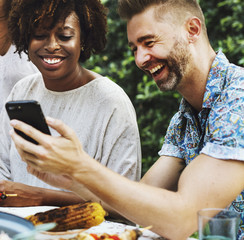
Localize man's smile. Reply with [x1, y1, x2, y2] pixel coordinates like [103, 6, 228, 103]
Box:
[149, 63, 165, 76]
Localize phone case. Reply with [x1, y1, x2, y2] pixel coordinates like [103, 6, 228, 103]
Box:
[5, 100, 51, 144]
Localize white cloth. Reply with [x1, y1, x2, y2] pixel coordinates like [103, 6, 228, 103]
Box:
[0, 45, 38, 112]
[0, 73, 141, 190]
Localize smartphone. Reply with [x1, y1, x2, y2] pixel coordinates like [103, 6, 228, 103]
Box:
[5, 100, 51, 144]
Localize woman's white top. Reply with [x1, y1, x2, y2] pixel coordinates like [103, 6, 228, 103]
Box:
[0, 73, 141, 190]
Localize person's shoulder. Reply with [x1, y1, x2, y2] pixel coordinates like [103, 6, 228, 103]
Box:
[221, 63, 244, 94]
[90, 77, 129, 98]
[216, 51, 244, 81]
[93, 76, 123, 89]
[86, 77, 135, 108]
[227, 63, 244, 79]
[6, 45, 38, 74]
[7, 72, 43, 101]
[12, 72, 42, 89]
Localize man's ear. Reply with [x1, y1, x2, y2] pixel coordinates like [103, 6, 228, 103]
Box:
[186, 17, 202, 43]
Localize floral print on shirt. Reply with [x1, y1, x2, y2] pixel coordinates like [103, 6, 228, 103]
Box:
[158, 51, 244, 239]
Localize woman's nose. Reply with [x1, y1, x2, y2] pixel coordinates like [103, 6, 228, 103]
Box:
[45, 36, 60, 52]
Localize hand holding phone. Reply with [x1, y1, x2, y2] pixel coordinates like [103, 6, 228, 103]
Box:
[5, 100, 51, 144]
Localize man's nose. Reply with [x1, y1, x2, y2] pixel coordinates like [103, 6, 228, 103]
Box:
[135, 47, 151, 68]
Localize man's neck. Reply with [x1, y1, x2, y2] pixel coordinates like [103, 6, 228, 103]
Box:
[178, 47, 216, 112]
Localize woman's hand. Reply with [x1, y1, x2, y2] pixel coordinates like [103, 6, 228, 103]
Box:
[0, 179, 86, 207]
[0, 180, 43, 206]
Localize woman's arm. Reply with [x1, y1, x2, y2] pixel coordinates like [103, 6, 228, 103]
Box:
[0, 180, 84, 207]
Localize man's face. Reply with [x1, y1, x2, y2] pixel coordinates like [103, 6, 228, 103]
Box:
[127, 6, 191, 92]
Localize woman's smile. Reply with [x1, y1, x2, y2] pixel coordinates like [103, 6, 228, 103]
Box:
[43, 57, 63, 65]
[40, 54, 66, 68]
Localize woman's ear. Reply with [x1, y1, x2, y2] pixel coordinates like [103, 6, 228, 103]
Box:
[186, 17, 202, 43]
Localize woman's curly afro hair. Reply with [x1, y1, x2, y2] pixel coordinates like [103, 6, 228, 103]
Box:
[8, 0, 107, 62]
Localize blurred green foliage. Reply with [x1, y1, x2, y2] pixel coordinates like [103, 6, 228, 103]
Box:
[84, 0, 244, 176]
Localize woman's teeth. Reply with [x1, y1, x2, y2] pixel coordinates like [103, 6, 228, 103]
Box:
[150, 64, 164, 74]
[43, 58, 62, 64]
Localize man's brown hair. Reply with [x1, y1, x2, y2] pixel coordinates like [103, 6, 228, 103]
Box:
[118, 0, 207, 34]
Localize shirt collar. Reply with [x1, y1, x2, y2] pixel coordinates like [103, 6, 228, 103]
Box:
[179, 50, 229, 113]
[202, 50, 229, 108]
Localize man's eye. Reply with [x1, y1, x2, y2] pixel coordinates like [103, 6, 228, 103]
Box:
[145, 41, 154, 47]
[130, 47, 137, 53]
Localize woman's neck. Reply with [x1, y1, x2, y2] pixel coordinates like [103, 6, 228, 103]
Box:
[43, 65, 101, 92]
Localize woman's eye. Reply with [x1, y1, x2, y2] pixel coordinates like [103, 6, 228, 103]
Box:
[33, 35, 46, 40]
[59, 35, 72, 41]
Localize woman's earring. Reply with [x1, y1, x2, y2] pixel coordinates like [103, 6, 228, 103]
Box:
[80, 45, 84, 51]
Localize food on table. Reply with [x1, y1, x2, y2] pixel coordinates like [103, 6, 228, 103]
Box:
[61, 229, 142, 240]
[25, 201, 107, 232]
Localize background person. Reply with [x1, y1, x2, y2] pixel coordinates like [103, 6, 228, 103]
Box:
[10, 0, 244, 239]
[0, 0, 38, 112]
[0, 0, 141, 210]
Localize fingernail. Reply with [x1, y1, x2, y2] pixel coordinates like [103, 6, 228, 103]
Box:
[46, 116, 54, 123]
[10, 120, 17, 126]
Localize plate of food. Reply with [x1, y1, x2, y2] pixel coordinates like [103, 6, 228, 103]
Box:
[0, 201, 107, 240]
[26, 202, 106, 232]
[0, 206, 57, 218]
[0, 211, 35, 239]
[0, 211, 55, 240]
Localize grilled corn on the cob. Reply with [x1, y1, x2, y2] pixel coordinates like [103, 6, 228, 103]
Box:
[25, 201, 106, 232]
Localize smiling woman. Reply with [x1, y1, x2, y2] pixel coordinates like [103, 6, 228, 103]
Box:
[28, 12, 83, 91]
[8, 0, 107, 91]
[0, 0, 141, 213]
[9, 0, 107, 63]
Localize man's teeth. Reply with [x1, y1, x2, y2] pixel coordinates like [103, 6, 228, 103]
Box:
[149, 64, 164, 74]
[43, 58, 62, 64]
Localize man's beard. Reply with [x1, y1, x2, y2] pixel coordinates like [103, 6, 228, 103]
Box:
[156, 40, 191, 92]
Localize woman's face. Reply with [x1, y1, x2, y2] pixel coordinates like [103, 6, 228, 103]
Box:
[28, 12, 82, 87]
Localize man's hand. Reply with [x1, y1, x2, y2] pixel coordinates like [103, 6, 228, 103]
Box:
[10, 117, 87, 177]
[26, 167, 74, 190]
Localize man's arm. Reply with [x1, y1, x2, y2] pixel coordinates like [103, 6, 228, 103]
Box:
[71, 154, 244, 240]
[10, 118, 244, 239]
[141, 156, 185, 191]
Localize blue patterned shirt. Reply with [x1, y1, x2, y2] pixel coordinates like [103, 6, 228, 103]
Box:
[158, 51, 244, 239]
